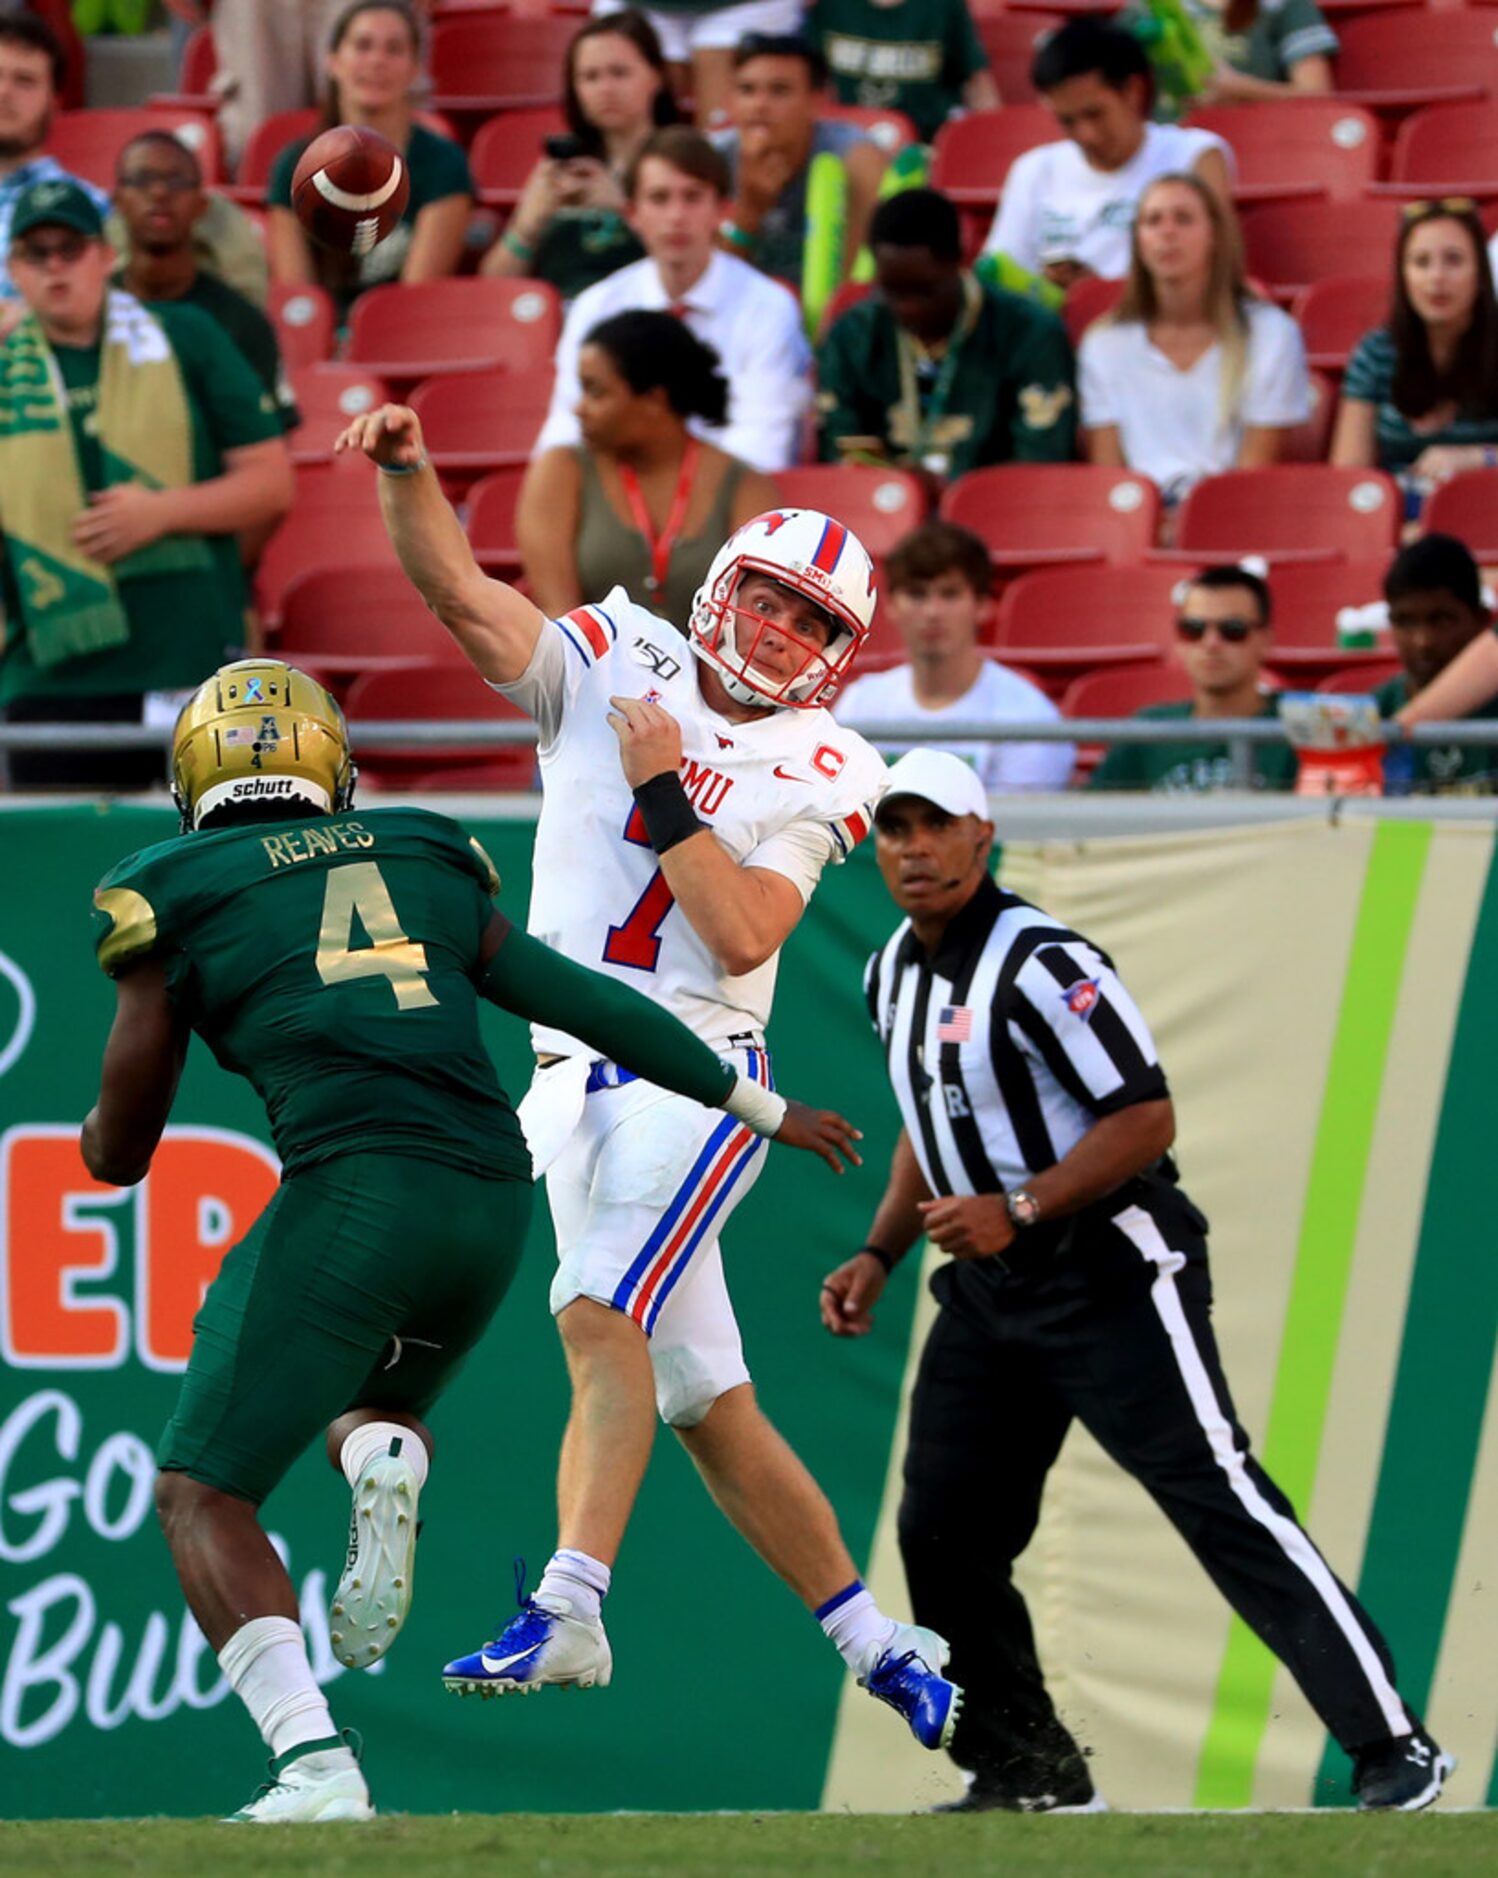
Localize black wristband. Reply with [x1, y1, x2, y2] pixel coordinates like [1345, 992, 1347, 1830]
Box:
[633, 771, 704, 855]
[861, 1244, 898, 1273]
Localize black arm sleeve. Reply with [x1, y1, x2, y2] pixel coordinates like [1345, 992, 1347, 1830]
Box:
[478, 925, 735, 1109]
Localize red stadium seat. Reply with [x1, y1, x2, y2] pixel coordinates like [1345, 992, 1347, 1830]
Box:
[1334, 14, 1498, 114]
[1185, 102, 1380, 206]
[347, 278, 562, 387]
[430, 16, 576, 113]
[1291, 276, 1388, 372]
[816, 279, 874, 340]
[1263, 558, 1393, 673]
[930, 107, 1057, 212]
[269, 282, 336, 371]
[992, 564, 1178, 674]
[1282, 368, 1338, 465]
[410, 368, 554, 490]
[286, 366, 391, 465]
[1423, 470, 1498, 561]
[346, 664, 536, 791]
[772, 467, 929, 558]
[1172, 466, 1401, 564]
[1061, 662, 1185, 719]
[43, 106, 222, 188]
[255, 458, 398, 627]
[1379, 102, 1498, 201]
[469, 107, 566, 207]
[277, 565, 470, 681]
[975, 15, 1064, 107]
[1241, 199, 1402, 298]
[1061, 275, 1123, 348]
[1315, 656, 1404, 694]
[150, 23, 218, 111]
[941, 465, 1162, 571]
[465, 467, 527, 574]
[229, 108, 319, 204]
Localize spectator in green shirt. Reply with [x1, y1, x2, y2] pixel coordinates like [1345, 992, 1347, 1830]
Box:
[807, 0, 998, 145]
[816, 186, 1076, 480]
[1141, 0, 1337, 117]
[1373, 533, 1498, 794]
[0, 178, 293, 791]
[1089, 562, 1297, 792]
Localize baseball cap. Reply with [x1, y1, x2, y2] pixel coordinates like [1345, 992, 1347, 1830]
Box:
[877, 750, 989, 821]
[10, 177, 104, 245]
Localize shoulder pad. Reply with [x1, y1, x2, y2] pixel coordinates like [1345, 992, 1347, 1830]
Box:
[469, 836, 501, 898]
[93, 883, 159, 977]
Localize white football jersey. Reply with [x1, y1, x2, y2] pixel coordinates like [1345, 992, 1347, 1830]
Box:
[496, 588, 888, 1056]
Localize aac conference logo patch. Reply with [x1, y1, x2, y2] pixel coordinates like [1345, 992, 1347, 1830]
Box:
[1063, 976, 1101, 1022]
[0, 950, 36, 1078]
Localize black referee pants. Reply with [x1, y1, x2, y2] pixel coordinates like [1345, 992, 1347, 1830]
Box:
[898, 1189, 1412, 1793]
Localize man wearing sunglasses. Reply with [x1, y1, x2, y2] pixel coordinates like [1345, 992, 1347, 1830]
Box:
[1089, 563, 1296, 793]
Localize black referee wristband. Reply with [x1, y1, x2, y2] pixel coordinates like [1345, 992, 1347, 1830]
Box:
[633, 771, 704, 855]
[861, 1244, 899, 1273]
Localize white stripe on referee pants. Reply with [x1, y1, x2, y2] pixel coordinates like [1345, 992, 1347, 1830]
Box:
[1111, 1203, 1411, 1740]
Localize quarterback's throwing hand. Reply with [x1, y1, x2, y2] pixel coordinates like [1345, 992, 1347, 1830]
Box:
[820, 1251, 886, 1337]
[774, 1098, 863, 1174]
[333, 402, 427, 470]
[608, 694, 684, 786]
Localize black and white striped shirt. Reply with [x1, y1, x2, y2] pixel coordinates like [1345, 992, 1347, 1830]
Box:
[864, 876, 1168, 1199]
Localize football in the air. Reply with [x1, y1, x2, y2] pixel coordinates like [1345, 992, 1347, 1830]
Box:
[291, 125, 410, 257]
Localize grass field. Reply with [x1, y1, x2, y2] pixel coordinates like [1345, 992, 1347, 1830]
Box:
[1, 1813, 1493, 1878]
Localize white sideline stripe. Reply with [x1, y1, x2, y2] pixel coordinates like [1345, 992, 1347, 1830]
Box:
[311, 157, 404, 213]
[1111, 1202, 1411, 1741]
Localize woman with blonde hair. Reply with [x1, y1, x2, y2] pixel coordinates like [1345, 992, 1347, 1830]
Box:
[1078, 172, 1310, 506]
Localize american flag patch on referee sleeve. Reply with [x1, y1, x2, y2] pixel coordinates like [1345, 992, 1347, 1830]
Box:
[938, 1006, 974, 1042]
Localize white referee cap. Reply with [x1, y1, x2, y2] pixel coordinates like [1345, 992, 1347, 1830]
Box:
[878, 750, 989, 821]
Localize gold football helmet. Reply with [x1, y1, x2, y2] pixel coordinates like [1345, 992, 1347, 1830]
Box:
[172, 659, 356, 830]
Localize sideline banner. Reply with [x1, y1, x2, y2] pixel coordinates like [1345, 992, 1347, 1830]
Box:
[4, 806, 1497, 1815]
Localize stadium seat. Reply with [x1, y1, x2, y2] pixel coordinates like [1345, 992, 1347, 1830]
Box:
[1264, 559, 1394, 674]
[1171, 466, 1401, 565]
[276, 565, 470, 681]
[1423, 470, 1498, 561]
[286, 366, 391, 465]
[992, 564, 1178, 674]
[1241, 199, 1403, 298]
[346, 278, 562, 387]
[345, 664, 536, 791]
[1062, 275, 1123, 348]
[1379, 102, 1498, 201]
[1313, 657, 1404, 696]
[975, 15, 1065, 108]
[411, 370, 554, 495]
[816, 279, 874, 340]
[1281, 369, 1338, 465]
[825, 103, 920, 155]
[1291, 276, 1388, 373]
[269, 282, 336, 371]
[1185, 102, 1380, 206]
[149, 23, 217, 111]
[469, 107, 566, 208]
[255, 458, 399, 628]
[229, 108, 320, 204]
[465, 467, 526, 574]
[43, 106, 222, 189]
[430, 16, 577, 113]
[1061, 662, 1185, 720]
[772, 467, 929, 558]
[941, 465, 1162, 571]
[930, 107, 1057, 212]
[1334, 14, 1498, 115]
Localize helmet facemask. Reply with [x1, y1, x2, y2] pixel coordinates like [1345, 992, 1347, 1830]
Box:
[692, 564, 861, 710]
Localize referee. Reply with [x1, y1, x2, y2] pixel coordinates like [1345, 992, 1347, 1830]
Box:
[821, 750, 1449, 1813]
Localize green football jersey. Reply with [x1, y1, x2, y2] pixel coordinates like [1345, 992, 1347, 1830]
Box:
[91, 805, 529, 1179]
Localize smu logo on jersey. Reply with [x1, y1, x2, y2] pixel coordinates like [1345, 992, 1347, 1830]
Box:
[1063, 978, 1101, 1021]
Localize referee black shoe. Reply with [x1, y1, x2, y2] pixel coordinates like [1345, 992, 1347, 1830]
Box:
[932, 1765, 1106, 1814]
[1352, 1729, 1455, 1811]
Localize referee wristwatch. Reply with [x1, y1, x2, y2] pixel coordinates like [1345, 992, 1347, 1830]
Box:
[1005, 1189, 1042, 1230]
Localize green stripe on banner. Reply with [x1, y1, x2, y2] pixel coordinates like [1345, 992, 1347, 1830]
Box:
[1313, 841, 1498, 1808]
[1194, 821, 1432, 1810]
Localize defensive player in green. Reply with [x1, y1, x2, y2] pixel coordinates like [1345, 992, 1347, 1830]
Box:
[82, 658, 859, 1825]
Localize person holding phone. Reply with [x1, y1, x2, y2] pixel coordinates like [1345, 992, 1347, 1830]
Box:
[482, 9, 680, 301]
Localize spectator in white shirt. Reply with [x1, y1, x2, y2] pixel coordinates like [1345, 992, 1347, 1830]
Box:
[982, 18, 1233, 290]
[1079, 172, 1309, 506]
[834, 521, 1074, 792]
[535, 126, 812, 471]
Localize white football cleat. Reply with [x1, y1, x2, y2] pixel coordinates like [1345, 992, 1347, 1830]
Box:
[442, 1590, 613, 1695]
[330, 1437, 419, 1670]
[224, 1734, 374, 1823]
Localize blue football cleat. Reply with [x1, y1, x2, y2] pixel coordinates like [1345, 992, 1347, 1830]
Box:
[442, 1587, 612, 1698]
[860, 1624, 962, 1750]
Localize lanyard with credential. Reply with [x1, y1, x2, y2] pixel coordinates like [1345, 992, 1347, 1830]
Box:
[895, 272, 981, 470]
[618, 437, 701, 597]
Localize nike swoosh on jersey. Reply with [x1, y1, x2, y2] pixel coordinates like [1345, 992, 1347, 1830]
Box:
[772, 764, 812, 783]
[479, 1642, 545, 1675]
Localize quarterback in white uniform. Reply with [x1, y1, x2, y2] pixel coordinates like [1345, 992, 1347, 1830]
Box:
[339, 401, 962, 1753]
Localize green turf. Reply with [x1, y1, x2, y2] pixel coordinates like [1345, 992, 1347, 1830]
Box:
[0, 1813, 1492, 1878]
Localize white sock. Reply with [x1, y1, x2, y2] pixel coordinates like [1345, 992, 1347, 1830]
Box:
[816, 1582, 897, 1676]
[536, 1548, 611, 1624]
[217, 1615, 347, 1764]
[340, 1421, 429, 1492]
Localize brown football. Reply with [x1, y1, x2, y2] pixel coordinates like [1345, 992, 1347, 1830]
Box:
[291, 125, 410, 257]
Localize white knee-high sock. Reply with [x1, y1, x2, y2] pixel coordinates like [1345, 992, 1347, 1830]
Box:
[339, 1421, 429, 1491]
[217, 1616, 346, 1763]
[816, 1581, 898, 1676]
[537, 1548, 611, 1624]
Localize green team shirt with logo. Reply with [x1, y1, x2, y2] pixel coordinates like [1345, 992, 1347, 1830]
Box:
[808, 0, 990, 143]
[1371, 674, 1498, 794]
[91, 805, 529, 1180]
[1088, 697, 1298, 793]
